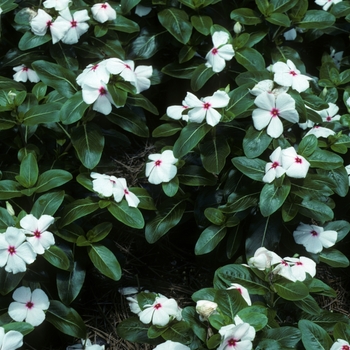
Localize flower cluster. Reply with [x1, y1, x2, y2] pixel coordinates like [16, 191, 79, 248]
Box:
[263, 146, 310, 183]
[91, 173, 140, 208]
[0, 214, 55, 273]
[248, 247, 316, 282]
[167, 90, 230, 126]
[76, 58, 152, 115]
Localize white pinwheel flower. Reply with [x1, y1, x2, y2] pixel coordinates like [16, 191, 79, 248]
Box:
[82, 81, 117, 115]
[304, 125, 335, 138]
[154, 341, 190, 350]
[330, 339, 350, 350]
[272, 258, 296, 282]
[138, 296, 179, 326]
[91, 3, 116, 23]
[318, 102, 341, 122]
[205, 31, 235, 73]
[13, 65, 40, 83]
[184, 90, 230, 126]
[315, 0, 342, 11]
[227, 283, 251, 306]
[145, 150, 178, 185]
[66, 338, 105, 349]
[91, 172, 115, 197]
[293, 223, 337, 254]
[196, 300, 218, 319]
[20, 214, 55, 255]
[76, 60, 110, 87]
[272, 59, 313, 93]
[247, 247, 281, 270]
[281, 147, 310, 179]
[218, 322, 256, 350]
[8, 287, 50, 327]
[0, 327, 23, 350]
[54, 8, 90, 45]
[111, 177, 140, 208]
[249, 79, 289, 97]
[0, 227, 36, 274]
[263, 146, 286, 183]
[284, 256, 316, 281]
[43, 0, 71, 11]
[252, 92, 299, 138]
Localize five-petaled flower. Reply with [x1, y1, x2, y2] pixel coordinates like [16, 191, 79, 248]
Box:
[273, 256, 316, 282]
[318, 102, 341, 123]
[145, 150, 178, 185]
[218, 322, 256, 350]
[252, 92, 299, 138]
[76, 60, 110, 87]
[184, 90, 230, 126]
[315, 0, 342, 11]
[43, 0, 71, 11]
[263, 146, 286, 183]
[304, 125, 335, 138]
[0, 327, 23, 350]
[272, 59, 313, 93]
[154, 340, 190, 350]
[0, 227, 36, 274]
[13, 65, 40, 83]
[91, 2, 116, 23]
[293, 222, 337, 254]
[138, 296, 180, 326]
[205, 31, 235, 73]
[20, 214, 55, 255]
[281, 147, 310, 179]
[330, 338, 350, 350]
[8, 286, 50, 327]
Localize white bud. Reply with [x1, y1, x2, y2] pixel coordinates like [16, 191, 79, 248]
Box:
[233, 22, 242, 34]
[196, 300, 217, 319]
[6, 201, 15, 216]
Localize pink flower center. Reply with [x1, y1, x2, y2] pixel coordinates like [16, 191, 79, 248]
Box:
[26, 301, 34, 309]
[326, 115, 332, 121]
[124, 189, 129, 195]
[203, 102, 211, 110]
[295, 157, 302, 164]
[281, 260, 288, 266]
[22, 67, 29, 72]
[46, 20, 52, 27]
[270, 108, 279, 117]
[124, 64, 131, 70]
[271, 161, 279, 169]
[101, 3, 107, 8]
[311, 230, 318, 237]
[99, 87, 107, 95]
[211, 47, 218, 55]
[296, 261, 303, 266]
[8, 246, 16, 255]
[227, 338, 237, 347]
[155, 160, 162, 167]
[92, 64, 99, 71]
[71, 20, 77, 28]
[34, 230, 41, 238]
[342, 346, 350, 350]
[154, 303, 162, 309]
[289, 70, 297, 76]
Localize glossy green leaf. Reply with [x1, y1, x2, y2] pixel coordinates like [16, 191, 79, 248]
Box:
[35, 169, 72, 193]
[59, 91, 89, 125]
[243, 126, 272, 158]
[16, 153, 38, 188]
[333, 322, 350, 343]
[231, 157, 266, 181]
[298, 319, 333, 350]
[43, 245, 70, 270]
[0, 180, 22, 200]
[319, 248, 349, 267]
[230, 8, 262, 25]
[31, 191, 65, 217]
[120, 0, 141, 14]
[235, 47, 265, 72]
[109, 15, 139, 33]
[200, 137, 230, 174]
[18, 32, 51, 50]
[22, 102, 61, 126]
[195, 225, 227, 255]
[152, 123, 182, 137]
[214, 289, 247, 319]
[298, 10, 336, 29]
[107, 201, 144, 229]
[266, 13, 290, 27]
[264, 327, 301, 348]
[177, 165, 217, 186]
[273, 280, 308, 301]
[0, 269, 24, 296]
[191, 15, 212, 35]
[204, 208, 226, 226]
[190, 64, 216, 91]
[86, 222, 112, 243]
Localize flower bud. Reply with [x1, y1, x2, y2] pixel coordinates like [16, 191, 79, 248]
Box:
[6, 201, 15, 216]
[196, 300, 217, 319]
[233, 22, 242, 34]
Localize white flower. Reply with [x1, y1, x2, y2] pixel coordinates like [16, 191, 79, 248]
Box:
[263, 146, 286, 183]
[195, 300, 218, 319]
[318, 102, 341, 122]
[8, 287, 50, 327]
[284, 256, 316, 281]
[272, 258, 296, 281]
[304, 125, 335, 138]
[346, 164, 350, 186]
[298, 119, 315, 130]
[249, 80, 274, 96]
[135, 5, 152, 17]
[111, 177, 140, 208]
[315, 0, 342, 11]
[43, 0, 71, 11]
[154, 340, 190, 350]
[66, 339, 105, 350]
[166, 102, 189, 121]
[272, 59, 313, 93]
[13, 65, 40, 83]
[281, 147, 310, 179]
[293, 223, 337, 254]
[145, 150, 178, 185]
[54, 8, 90, 45]
[283, 28, 297, 41]
[218, 322, 256, 350]
[252, 92, 299, 138]
[139, 296, 180, 326]
[184, 90, 230, 126]
[82, 81, 117, 115]
[76, 60, 110, 87]
[0, 327, 23, 350]
[248, 247, 281, 270]
[20, 214, 55, 255]
[91, 3, 116, 23]
[227, 283, 251, 306]
[330, 48, 343, 69]
[0, 227, 36, 274]
[205, 31, 235, 73]
[330, 339, 350, 350]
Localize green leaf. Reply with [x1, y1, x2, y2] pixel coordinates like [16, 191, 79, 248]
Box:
[35, 169, 72, 193]
[270, 0, 299, 12]
[191, 15, 212, 35]
[0, 207, 15, 231]
[120, 0, 141, 14]
[298, 10, 336, 29]
[0, 269, 24, 296]
[173, 123, 211, 159]
[298, 319, 333, 350]
[195, 225, 227, 255]
[319, 248, 349, 267]
[231, 157, 266, 181]
[59, 91, 89, 125]
[162, 321, 192, 343]
[87, 244, 121, 281]
[22, 103, 61, 125]
[297, 198, 334, 222]
[190, 64, 216, 91]
[109, 15, 139, 33]
[205, 208, 226, 226]
[182, 306, 207, 342]
[237, 308, 268, 331]
[308, 149, 343, 170]
[318, 167, 349, 197]
[162, 176, 179, 197]
[86, 222, 112, 243]
[3, 322, 34, 336]
[177, 165, 217, 186]
[294, 295, 322, 315]
[18, 32, 51, 50]
[266, 13, 291, 27]
[243, 126, 272, 158]
[0, 180, 22, 200]
[200, 137, 230, 174]
[71, 123, 104, 170]
[31, 191, 65, 217]
[152, 123, 182, 137]
[127, 95, 158, 115]
[273, 280, 309, 301]
[43, 245, 70, 270]
[333, 322, 350, 343]
[298, 135, 318, 157]
[264, 327, 301, 348]
[32, 60, 77, 98]
[47, 300, 87, 338]
[214, 289, 247, 319]
[235, 47, 266, 72]
[128, 29, 163, 60]
[230, 8, 262, 25]
[130, 187, 156, 210]
[260, 179, 291, 217]
[16, 153, 38, 188]
[162, 59, 202, 79]
[145, 199, 187, 243]
[57, 260, 86, 305]
[107, 201, 144, 229]
[325, 220, 350, 242]
[158, 8, 192, 44]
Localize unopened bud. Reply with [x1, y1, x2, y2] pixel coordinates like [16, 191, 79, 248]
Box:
[196, 300, 218, 319]
[233, 22, 242, 34]
[6, 201, 15, 216]
[8, 90, 16, 103]
[321, 87, 327, 97]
